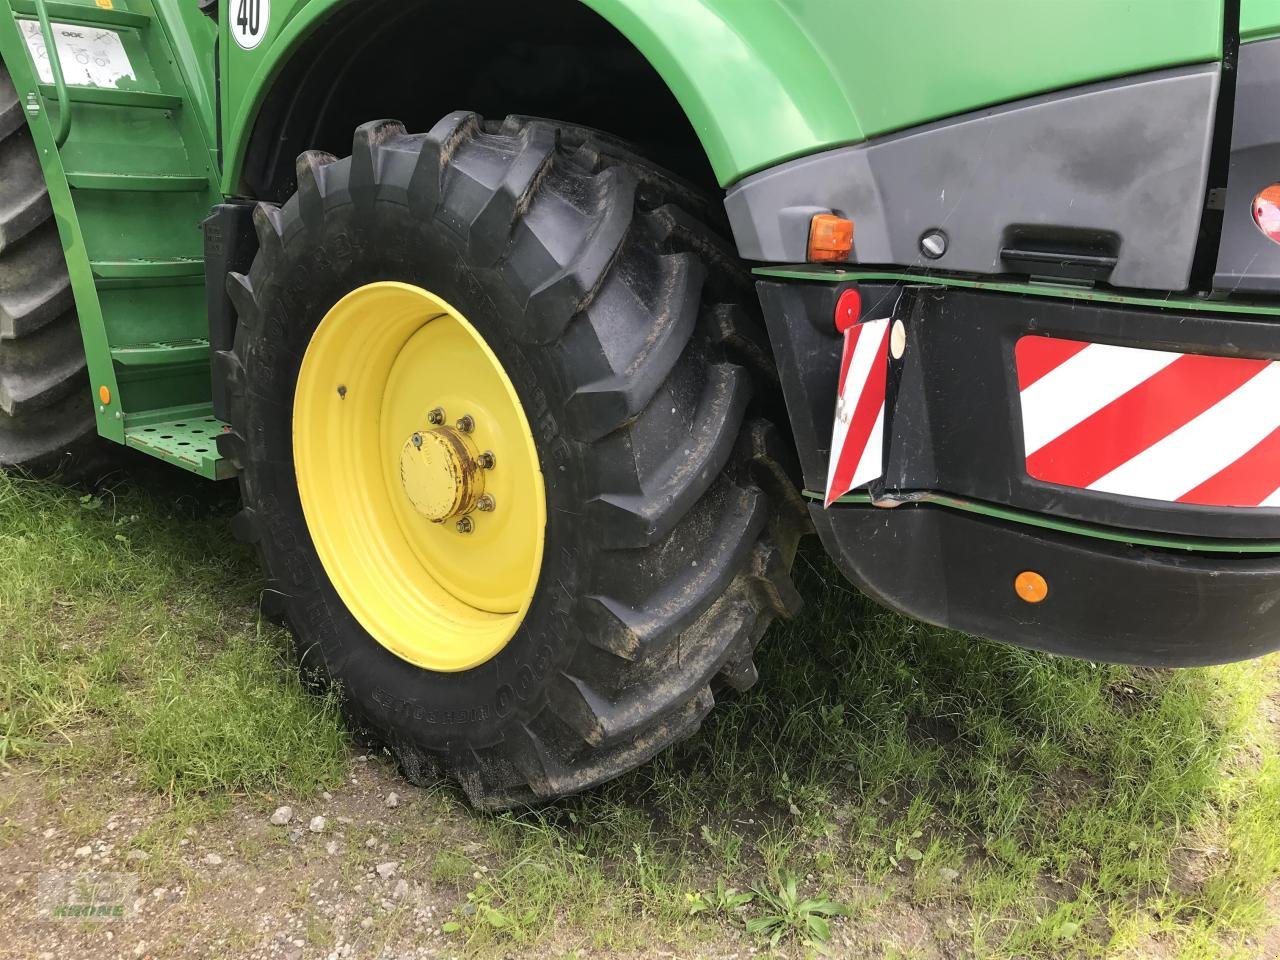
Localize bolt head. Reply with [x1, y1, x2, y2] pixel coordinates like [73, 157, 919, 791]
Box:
[477, 494, 496, 512]
[455, 516, 474, 534]
[477, 451, 496, 470]
[427, 407, 445, 425]
[919, 230, 948, 259]
[456, 415, 475, 433]
[411, 432, 423, 449]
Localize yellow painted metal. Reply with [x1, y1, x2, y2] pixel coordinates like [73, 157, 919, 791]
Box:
[398, 427, 483, 523]
[293, 282, 546, 672]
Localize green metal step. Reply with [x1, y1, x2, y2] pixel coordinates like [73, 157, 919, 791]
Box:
[10, 0, 150, 29]
[90, 258, 204, 288]
[124, 406, 232, 480]
[67, 172, 209, 192]
[111, 338, 209, 367]
[11, 0, 224, 467]
[38, 85, 182, 110]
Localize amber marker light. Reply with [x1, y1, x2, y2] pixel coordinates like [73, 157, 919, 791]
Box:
[98, 385, 111, 405]
[1014, 570, 1049, 604]
[808, 213, 854, 262]
[1254, 184, 1280, 245]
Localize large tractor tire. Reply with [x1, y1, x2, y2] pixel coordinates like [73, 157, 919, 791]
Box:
[0, 62, 104, 480]
[218, 113, 809, 809]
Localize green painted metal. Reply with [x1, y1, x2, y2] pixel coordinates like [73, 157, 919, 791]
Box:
[90, 258, 205, 284]
[29, 0, 68, 146]
[0, 0, 222, 460]
[12, 0, 149, 28]
[40, 82, 181, 108]
[755, 267, 1280, 318]
[1241, 0, 1280, 41]
[807, 490, 1280, 555]
[123, 405, 232, 480]
[67, 171, 209, 191]
[0, 0, 1250, 489]
[221, 0, 1224, 190]
[111, 337, 209, 366]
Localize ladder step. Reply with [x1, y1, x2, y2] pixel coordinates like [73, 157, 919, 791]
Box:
[67, 172, 208, 193]
[10, 0, 149, 29]
[111, 338, 209, 367]
[124, 407, 232, 481]
[90, 258, 204, 289]
[39, 85, 182, 110]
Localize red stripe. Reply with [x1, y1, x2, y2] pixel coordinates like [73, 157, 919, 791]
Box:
[829, 322, 892, 498]
[1176, 424, 1280, 507]
[837, 319, 865, 391]
[1015, 336, 1091, 391]
[1026, 353, 1270, 489]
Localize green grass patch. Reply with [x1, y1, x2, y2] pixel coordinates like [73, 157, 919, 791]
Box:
[0, 470, 347, 799]
[1, 468, 1278, 957]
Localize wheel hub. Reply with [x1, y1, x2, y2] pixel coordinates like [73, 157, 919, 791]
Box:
[398, 426, 484, 522]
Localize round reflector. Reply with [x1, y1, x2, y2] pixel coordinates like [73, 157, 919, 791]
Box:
[834, 289, 862, 333]
[1253, 184, 1280, 244]
[1014, 570, 1049, 604]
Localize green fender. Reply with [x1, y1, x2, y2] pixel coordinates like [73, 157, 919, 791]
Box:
[221, 0, 1223, 191]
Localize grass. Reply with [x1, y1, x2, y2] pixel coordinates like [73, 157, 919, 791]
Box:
[0, 467, 346, 797]
[1, 465, 1278, 957]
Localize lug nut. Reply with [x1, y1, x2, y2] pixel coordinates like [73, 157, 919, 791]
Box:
[428, 407, 445, 425]
[477, 450, 496, 470]
[477, 494, 496, 512]
[455, 516, 474, 534]
[456, 414, 475, 433]
[411, 432, 423, 449]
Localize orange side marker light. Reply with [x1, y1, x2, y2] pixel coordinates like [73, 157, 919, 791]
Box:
[808, 214, 854, 263]
[98, 385, 111, 405]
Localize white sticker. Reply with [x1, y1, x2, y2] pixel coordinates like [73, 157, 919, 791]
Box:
[19, 20, 136, 88]
[231, 0, 270, 51]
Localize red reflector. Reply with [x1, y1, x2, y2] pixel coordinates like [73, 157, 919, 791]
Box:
[1253, 184, 1280, 244]
[834, 289, 862, 333]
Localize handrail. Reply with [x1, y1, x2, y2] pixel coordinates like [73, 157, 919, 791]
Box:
[31, 0, 71, 147]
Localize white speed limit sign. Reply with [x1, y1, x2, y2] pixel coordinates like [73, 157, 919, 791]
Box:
[232, 0, 270, 50]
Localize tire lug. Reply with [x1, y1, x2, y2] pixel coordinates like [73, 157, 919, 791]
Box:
[456, 414, 475, 433]
[455, 516, 474, 534]
[428, 407, 445, 425]
[477, 450, 495, 470]
[477, 494, 496, 512]
[411, 432, 423, 449]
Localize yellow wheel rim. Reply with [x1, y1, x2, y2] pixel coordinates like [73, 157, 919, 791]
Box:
[293, 281, 546, 672]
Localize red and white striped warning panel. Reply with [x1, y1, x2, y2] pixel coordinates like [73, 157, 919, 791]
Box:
[1017, 336, 1280, 508]
[825, 317, 891, 507]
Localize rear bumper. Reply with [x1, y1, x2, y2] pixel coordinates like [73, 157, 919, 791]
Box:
[814, 501, 1280, 667]
[761, 276, 1280, 665]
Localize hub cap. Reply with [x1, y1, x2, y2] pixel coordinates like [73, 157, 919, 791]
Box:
[292, 282, 546, 672]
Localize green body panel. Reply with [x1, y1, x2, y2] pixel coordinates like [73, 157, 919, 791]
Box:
[220, 0, 1224, 189]
[1242, 0, 1280, 40]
